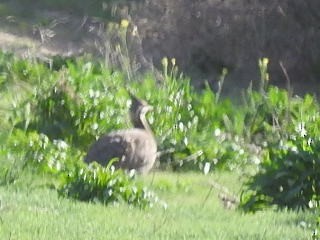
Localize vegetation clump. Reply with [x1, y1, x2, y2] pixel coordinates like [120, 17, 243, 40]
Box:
[59, 162, 159, 208]
[241, 95, 320, 211]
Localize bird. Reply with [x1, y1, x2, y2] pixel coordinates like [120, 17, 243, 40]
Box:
[84, 93, 157, 174]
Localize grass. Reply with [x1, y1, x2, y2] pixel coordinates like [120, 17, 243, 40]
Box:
[0, 172, 313, 240]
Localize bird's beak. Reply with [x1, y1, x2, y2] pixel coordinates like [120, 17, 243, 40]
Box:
[142, 105, 153, 114]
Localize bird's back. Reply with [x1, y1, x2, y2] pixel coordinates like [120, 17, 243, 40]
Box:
[85, 128, 157, 174]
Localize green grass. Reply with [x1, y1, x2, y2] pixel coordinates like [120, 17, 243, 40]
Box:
[0, 172, 313, 240]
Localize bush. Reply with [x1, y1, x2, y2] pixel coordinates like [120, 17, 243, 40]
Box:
[59, 162, 159, 208]
[0, 129, 82, 185]
[3, 52, 252, 173]
[241, 93, 320, 211]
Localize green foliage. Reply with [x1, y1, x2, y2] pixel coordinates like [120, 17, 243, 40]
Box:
[1, 128, 158, 207]
[239, 59, 320, 211]
[0, 51, 50, 86]
[0, 50, 253, 207]
[241, 116, 320, 211]
[59, 162, 159, 208]
[241, 84, 320, 211]
[130, 73, 251, 171]
[1, 51, 252, 173]
[1, 129, 82, 183]
[22, 58, 128, 148]
[313, 211, 320, 240]
[2, 51, 320, 212]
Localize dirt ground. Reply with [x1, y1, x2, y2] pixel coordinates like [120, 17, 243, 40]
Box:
[0, 10, 104, 58]
[1, 1, 319, 97]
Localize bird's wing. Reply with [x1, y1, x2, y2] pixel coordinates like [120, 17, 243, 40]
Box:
[85, 132, 130, 166]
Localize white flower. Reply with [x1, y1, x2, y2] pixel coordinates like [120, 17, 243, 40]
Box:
[214, 128, 221, 137]
[179, 122, 184, 131]
[295, 122, 307, 137]
[109, 165, 115, 174]
[108, 189, 113, 196]
[203, 162, 211, 175]
[60, 141, 68, 149]
[92, 123, 99, 130]
[183, 137, 188, 146]
[54, 140, 68, 150]
[239, 149, 245, 155]
[251, 156, 261, 165]
[95, 90, 100, 98]
[291, 146, 298, 153]
[89, 89, 94, 98]
[99, 112, 105, 119]
[55, 161, 61, 171]
[128, 169, 136, 178]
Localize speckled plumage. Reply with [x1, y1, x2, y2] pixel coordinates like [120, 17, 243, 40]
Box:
[84, 94, 157, 174]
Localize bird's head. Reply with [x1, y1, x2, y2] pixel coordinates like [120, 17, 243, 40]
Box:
[128, 92, 153, 128]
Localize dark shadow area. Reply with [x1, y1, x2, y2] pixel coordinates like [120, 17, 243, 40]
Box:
[1, 0, 320, 97]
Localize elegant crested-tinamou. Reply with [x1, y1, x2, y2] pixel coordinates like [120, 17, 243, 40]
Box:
[84, 93, 157, 174]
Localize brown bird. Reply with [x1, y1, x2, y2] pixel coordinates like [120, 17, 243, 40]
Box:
[84, 93, 157, 174]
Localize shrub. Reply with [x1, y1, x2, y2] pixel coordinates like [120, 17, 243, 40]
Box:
[59, 162, 160, 208]
[1, 129, 83, 180]
[4, 52, 252, 172]
[241, 93, 320, 211]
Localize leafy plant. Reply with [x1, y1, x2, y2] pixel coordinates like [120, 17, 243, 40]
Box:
[3, 129, 83, 177]
[2, 51, 251, 173]
[129, 67, 251, 171]
[239, 59, 320, 211]
[59, 162, 160, 208]
[241, 93, 320, 211]
[313, 211, 320, 240]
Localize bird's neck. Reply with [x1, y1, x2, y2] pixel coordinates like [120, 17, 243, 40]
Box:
[133, 114, 153, 134]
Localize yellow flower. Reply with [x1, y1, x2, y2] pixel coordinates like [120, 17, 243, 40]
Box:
[161, 57, 168, 68]
[171, 58, 176, 66]
[222, 67, 228, 76]
[120, 19, 129, 28]
[259, 58, 269, 68]
[262, 58, 269, 66]
[266, 73, 270, 82]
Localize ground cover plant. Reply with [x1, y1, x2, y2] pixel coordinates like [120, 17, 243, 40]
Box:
[0, 50, 319, 238]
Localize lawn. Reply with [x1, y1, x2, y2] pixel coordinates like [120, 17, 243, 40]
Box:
[0, 172, 312, 240]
